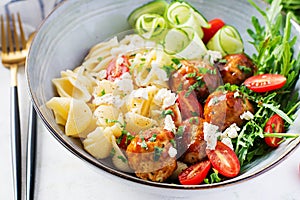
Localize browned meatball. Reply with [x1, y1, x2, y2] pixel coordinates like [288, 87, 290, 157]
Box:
[204, 90, 254, 131]
[216, 53, 256, 85]
[169, 60, 222, 102]
[176, 117, 207, 164]
[126, 128, 177, 182]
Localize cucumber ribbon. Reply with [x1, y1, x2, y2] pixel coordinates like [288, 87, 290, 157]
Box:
[166, 1, 209, 39]
[135, 14, 167, 40]
[207, 25, 244, 56]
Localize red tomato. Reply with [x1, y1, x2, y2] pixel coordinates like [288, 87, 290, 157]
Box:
[177, 90, 203, 120]
[202, 18, 225, 44]
[106, 55, 130, 81]
[264, 114, 285, 148]
[206, 141, 240, 178]
[244, 74, 286, 93]
[178, 160, 211, 185]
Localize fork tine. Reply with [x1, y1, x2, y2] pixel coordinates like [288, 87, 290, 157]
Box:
[6, 14, 14, 53]
[1, 15, 7, 54]
[12, 14, 20, 51]
[17, 13, 26, 49]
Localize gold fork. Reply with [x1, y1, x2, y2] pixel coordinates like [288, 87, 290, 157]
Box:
[1, 13, 28, 200]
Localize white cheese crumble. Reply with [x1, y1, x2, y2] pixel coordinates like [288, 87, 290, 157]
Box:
[164, 115, 176, 133]
[234, 91, 240, 98]
[219, 123, 241, 150]
[114, 72, 134, 95]
[203, 50, 222, 64]
[93, 93, 124, 108]
[222, 123, 240, 138]
[240, 111, 254, 120]
[221, 137, 234, 150]
[203, 122, 221, 150]
[154, 88, 177, 109]
[132, 87, 150, 100]
[168, 146, 177, 158]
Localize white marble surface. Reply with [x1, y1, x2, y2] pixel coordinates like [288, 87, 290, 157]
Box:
[0, 59, 300, 200]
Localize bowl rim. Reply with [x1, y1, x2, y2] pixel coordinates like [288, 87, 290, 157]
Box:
[26, 0, 300, 190]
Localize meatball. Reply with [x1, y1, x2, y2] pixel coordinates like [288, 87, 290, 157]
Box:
[126, 128, 177, 182]
[204, 90, 254, 131]
[215, 53, 256, 85]
[176, 117, 207, 164]
[169, 59, 222, 102]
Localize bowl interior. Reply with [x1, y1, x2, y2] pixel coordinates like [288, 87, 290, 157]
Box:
[26, 0, 300, 189]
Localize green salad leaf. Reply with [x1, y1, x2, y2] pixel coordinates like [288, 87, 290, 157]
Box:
[232, 0, 300, 166]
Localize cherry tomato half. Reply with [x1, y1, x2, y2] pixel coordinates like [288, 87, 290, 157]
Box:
[206, 141, 240, 178]
[264, 114, 285, 148]
[177, 90, 203, 120]
[178, 160, 211, 185]
[106, 55, 130, 81]
[244, 74, 286, 93]
[202, 18, 225, 44]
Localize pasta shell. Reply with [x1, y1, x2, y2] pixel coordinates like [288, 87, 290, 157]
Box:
[65, 99, 93, 137]
[93, 104, 120, 127]
[46, 97, 71, 125]
[125, 112, 158, 133]
[111, 135, 133, 172]
[83, 127, 113, 159]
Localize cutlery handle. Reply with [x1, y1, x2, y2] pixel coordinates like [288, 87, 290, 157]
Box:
[11, 85, 22, 200]
[26, 104, 37, 200]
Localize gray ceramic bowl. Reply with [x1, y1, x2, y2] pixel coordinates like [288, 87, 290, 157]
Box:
[26, 0, 300, 191]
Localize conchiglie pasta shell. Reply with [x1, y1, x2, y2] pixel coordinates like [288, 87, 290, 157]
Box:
[105, 113, 124, 138]
[65, 99, 93, 137]
[52, 76, 91, 102]
[111, 135, 133, 172]
[125, 112, 158, 133]
[83, 127, 113, 159]
[93, 79, 116, 96]
[46, 97, 71, 125]
[93, 104, 120, 127]
[77, 117, 98, 139]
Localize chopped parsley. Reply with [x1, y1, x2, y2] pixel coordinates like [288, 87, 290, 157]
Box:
[140, 137, 148, 149]
[153, 146, 164, 161]
[161, 109, 174, 117]
[149, 134, 157, 142]
[176, 125, 185, 137]
[238, 65, 252, 74]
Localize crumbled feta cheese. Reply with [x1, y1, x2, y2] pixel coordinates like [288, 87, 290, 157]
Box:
[221, 137, 234, 150]
[234, 91, 240, 98]
[114, 72, 134, 95]
[154, 88, 177, 109]
[168, 146, 177, 158]
[203, 50, 222, 64]
[223, 123, 240, 138]
[240, 111, 254, 120]
[132, 87, 150, 100]
[164, 115, 176, 133]
[203, 122, 221, 150]
[93, 93, 124, 108]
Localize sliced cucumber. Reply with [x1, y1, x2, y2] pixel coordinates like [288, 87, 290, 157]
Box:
[166, 1, 209, 38]
[164, 28, 191, 55]
[127, 0, 169, 28]
[206, 25, 244, 56]
[135, 13, 167, 40]
[164, 27, 207, 59]
[220, 25, 244, 54]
